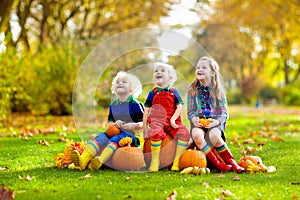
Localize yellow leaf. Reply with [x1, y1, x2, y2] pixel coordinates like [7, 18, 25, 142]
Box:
[82, 174, 92, 179]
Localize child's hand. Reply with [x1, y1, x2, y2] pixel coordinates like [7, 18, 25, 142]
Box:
[115, 120, 124, 128]
[170, 118, 179, 129]
[192, 117, 201, 127]
[205, 119, 220, 128]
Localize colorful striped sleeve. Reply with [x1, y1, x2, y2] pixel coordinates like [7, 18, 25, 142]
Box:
[187, 90, 197, 121]
[213, 95, 229, 124]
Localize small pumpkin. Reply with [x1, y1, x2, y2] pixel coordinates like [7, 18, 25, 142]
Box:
[238, 157, 255, 169]
[199, 118, 211, 126]
[106, 123, 120, 137]
[112, 144, 145, 171]
[192, 166, 210, 175]
[179, 148, 207, 170]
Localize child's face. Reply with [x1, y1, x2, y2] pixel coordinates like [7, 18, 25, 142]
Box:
[153, 65, 170, 87]
[196, 60, 213, 82]
[114, 77, 131, 95]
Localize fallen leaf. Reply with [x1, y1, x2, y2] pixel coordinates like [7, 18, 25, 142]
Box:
[233, 176, 240, 181]
[221, 189, 234, 197]
[58, 132, 67, 137]
[37, 140, 50, 146]
[0, 184, 16, 200]
[201, 182, 210, 188]
[18, 174, 34, 181]
[25, 175, 34, 181]
[243, 139, 255, 144]
[182, 194, 192, 199]
[82, 174, 92, 179]
[44, 163, 52, 167]
[245, 146, 255, 155]
[257, 141, 266, 147]
[166, 190, 177, 200]
[39, 127, 55, 134]
[0, 166, 9, 171]
[57, 138, 66, 142]
[271, 136, 284, 142]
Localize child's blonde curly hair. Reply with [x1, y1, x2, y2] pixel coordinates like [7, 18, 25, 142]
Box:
[111, 71, 142, 98]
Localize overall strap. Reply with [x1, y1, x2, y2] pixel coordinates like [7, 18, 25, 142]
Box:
[152, 87, 174, 94]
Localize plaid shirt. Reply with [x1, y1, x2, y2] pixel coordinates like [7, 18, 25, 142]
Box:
[187, 85, 229, 125]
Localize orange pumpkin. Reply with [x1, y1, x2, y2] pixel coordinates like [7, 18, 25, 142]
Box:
[112, 144, 145, 171]
[143, 134, 176, 168]
[238, 157, 255, 169]
[179, 148, 207, 170]
[246, 156, 263, 165]
[199, 118, 211, 126]
[106, 123, 120, 137]
[238, 155, 267, 172]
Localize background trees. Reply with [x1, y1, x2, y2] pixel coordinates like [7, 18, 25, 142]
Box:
[192, 0, 300, 103]
[0, 0, 299, 123]
[0, 0, 173, 51]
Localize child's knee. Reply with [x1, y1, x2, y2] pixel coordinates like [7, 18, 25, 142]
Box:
[177, 126, 190, 141]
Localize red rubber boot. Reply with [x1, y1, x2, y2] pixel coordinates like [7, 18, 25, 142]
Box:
[206, 151, 232, 172]
[218, 149, 244, 173]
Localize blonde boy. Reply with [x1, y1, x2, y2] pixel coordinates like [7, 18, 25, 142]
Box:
[143, 63, 189, 172]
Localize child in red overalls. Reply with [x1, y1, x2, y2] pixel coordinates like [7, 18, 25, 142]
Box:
[143, 62, 190, 172]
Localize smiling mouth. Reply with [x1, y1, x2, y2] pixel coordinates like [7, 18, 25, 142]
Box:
[155, 75, 163, 79]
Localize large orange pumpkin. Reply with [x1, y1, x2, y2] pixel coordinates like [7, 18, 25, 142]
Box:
[106, 123, 120, 137]
[143, 134, 176, 168]
[179, 148, 207, 170]
[112, 144, 146, 171]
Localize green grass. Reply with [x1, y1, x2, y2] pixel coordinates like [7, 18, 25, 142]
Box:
[0, 106, 299, 200]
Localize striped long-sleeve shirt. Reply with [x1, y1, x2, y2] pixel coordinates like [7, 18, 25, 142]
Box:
[187, 84, 229, 125]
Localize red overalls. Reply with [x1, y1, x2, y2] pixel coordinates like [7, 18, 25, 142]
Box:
[148, 88, 190, 141]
